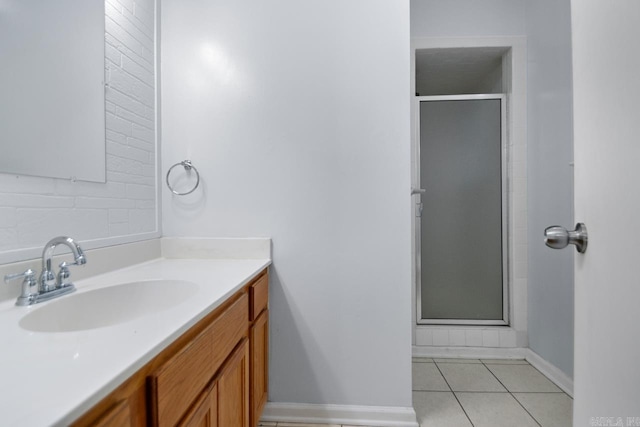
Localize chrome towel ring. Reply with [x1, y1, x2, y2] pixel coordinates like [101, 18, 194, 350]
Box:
[166, 160, 200, 195]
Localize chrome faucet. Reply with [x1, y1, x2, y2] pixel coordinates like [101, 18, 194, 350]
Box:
[4, 236, 86, 306]
[40, 236, 86, 292]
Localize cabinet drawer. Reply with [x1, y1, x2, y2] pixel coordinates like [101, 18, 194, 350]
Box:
[249, 273, 268, 321]
[150, 293, 249, 427]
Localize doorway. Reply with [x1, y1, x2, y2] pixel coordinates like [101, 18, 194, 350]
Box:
[410, 38, 528, 349]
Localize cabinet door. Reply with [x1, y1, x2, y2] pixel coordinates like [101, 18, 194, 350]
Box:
[179, 384, 218, 427]
[218, 338, 250, 427]
[250, 309, 268, 427]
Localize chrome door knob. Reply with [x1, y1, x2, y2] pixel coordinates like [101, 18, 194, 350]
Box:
[544, 223, 588, 253]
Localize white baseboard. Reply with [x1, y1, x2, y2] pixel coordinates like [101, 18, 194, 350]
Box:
[413, 345, 527, 359]
[261, 402, 418, 427]
[525, 348, 574, 396]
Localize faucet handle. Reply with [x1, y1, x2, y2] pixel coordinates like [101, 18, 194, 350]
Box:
[4, 268, 37, 284]
[5, 269, 38, 306]
[57, 261, 76, 288]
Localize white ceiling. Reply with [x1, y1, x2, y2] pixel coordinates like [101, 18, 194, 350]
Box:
[415, 47, 508, 95]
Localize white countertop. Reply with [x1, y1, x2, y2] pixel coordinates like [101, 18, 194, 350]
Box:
[0, 257, 271, 426]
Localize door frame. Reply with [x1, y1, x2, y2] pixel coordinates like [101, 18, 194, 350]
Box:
[411, 37, 528, 350]
[415, 94, 508, 326]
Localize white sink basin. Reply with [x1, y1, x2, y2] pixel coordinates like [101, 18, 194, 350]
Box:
[19, 280, 198, 333]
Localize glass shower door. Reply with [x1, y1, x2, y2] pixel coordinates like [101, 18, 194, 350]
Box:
[417, 95, 507, 325]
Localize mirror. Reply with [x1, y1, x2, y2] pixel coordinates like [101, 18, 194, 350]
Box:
[0, 0, 106, 182]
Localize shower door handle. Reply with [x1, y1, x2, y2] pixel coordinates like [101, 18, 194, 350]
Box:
[544, 223, 588, 253]
[412, 188, 425, 217]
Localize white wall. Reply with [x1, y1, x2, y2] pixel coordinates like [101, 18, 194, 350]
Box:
[0, 0, 159, 264]
[161, 0, 412, 408]
[525, 0, 574, 378]
[411, 0, 526, 38]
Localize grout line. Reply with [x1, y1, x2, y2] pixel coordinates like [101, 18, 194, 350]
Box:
[434, 390, 507, 393]
[481, 360, 542, 427]
[526, 362, 565, 393]
[433, 361, 475, 427]
[481, 362, 530, 365]
[510, 393, 546, 427]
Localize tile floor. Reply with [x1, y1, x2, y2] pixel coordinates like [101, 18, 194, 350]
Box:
[260, 357, 573, 427]
[412, 357, 572, 427]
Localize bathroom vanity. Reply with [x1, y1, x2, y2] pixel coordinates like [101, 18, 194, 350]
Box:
[73, 268, 269, 427]
[0, 255, 270, 427]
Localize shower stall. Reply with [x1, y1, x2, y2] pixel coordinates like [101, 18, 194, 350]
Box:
[415, 94, 507, 325]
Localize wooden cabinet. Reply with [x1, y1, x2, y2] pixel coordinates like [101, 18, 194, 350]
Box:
[149, 293, 249, 426]
[218, 339, 250, 427]
[72, 268, 268, 427]
[250, 309, 268, 427]
[178, 384, 217, 427]
[249, 273, 268, 321]
[91, 400, 131, 427]
[249, 271, 269, 426]
[180, 338, 250, 427]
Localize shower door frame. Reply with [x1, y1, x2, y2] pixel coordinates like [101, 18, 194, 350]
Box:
[415, 94, 509, 326]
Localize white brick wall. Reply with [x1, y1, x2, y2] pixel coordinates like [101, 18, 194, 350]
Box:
[0, 0, 158, 264]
